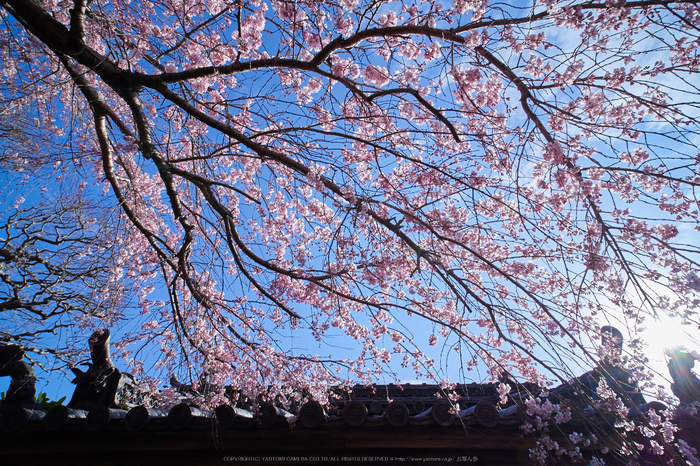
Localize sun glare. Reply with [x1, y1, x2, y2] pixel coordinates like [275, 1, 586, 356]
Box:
[642, 313, 699, 384]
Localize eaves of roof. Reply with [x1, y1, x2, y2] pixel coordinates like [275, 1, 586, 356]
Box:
[0, 384, 622, 466]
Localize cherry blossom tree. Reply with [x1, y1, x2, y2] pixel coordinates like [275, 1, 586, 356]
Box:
[0, 105, 133, 367]
[2, 0, 700, 461]
[0, 201, 132, 362]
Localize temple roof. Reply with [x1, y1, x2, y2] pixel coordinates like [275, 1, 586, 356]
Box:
[2, 330, 700, 465]
[0, 382, 590, 466]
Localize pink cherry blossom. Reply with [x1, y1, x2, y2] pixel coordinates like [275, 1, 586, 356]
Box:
[2, 0, 700, 462]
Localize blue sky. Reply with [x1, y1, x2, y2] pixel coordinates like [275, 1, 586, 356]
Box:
[2, 0, 700, 406]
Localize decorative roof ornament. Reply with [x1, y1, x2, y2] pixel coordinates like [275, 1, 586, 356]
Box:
[0, 343, 38, 409]
[43, 329, 141, 431]
[67, 329, 137, 410]
[667, 347, 700, 404]
[666, 347, 700, 455]
[548, 326, 646, 409]
[0, 342, 45, 433]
